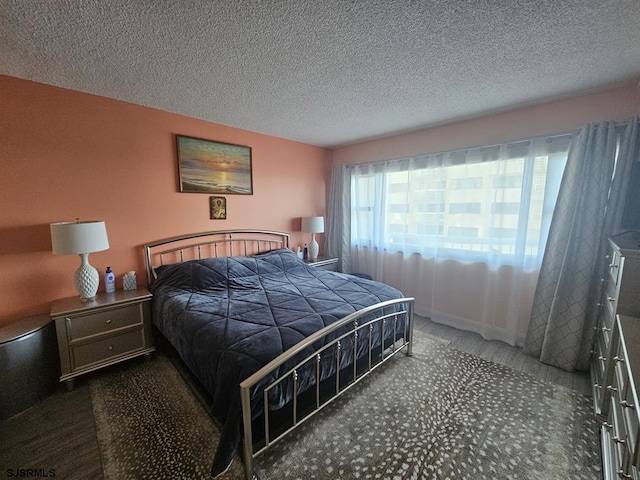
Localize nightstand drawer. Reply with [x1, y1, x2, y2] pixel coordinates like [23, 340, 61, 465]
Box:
[71, 328, 145, 370]
[66, 303, 142, 340]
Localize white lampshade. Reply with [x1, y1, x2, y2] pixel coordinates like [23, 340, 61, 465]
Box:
[50, 221, 110, 255]
[301, 216, 324, 234]
[50, 220, 110, 301]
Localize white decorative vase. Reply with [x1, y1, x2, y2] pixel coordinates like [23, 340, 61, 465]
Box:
[74, 253, 99, 301]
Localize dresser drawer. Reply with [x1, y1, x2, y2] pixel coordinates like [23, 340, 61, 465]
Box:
[605, 425, 625, 480]
[66, 303, 142, 341]
[602, 302, 616, 345]
[71, 328, 145, 370]
[605, 279, 620, 314]
[608, 249, 623, 286]
[593, 340, 605, 415]
[610, 390, 629, 469]
[594, 334, 607, 380]
[602, 423, 619, 480]
[621, 377, 640, 469]
[615, 348, 629, 391]
[621, 448, 637, 480]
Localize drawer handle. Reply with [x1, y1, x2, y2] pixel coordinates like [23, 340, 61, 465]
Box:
[603, 421, 613, 430]
[607, 385, 618, 393]
[618, 470, 632, 479]
[607, 297, 616, 303]
[602, 327, 612, 332]
[598, 356, 606, 362]
[613, 356, 625, 363]
[613, 436, 626, 445]
[105, 318, 112, 324]
[594, 383, 602, 389]
[620, 400, 634, 409]
[108, 345, 114, 351]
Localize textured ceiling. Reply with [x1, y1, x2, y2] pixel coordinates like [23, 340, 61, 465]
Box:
[2, 0, 640, 148]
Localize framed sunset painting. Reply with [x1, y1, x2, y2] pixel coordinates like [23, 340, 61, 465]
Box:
[176, 135, 253, 194]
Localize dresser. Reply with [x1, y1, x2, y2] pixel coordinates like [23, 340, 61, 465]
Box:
[600, 315, 640, 480]
[592, 234, 640, 419]
[591, 233, 640, 479]
[51, 288, 154, 390]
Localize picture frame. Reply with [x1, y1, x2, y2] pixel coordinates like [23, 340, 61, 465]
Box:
[210, 196, 227, 220]
[176, 134, 253, 194]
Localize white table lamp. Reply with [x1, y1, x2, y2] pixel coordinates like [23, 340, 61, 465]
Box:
[50, 220, 110, 301]
[301, 216, 324, 261]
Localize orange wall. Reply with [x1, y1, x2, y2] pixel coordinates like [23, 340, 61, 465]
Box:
[332, 83, 640, 165]
[0, 75, 330, 327]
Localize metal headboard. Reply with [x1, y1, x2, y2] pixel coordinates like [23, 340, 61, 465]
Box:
[143, 229, 290, 286]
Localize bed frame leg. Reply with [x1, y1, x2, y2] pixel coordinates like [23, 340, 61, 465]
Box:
[406, 302, 415, 357]
[240, 386, 255, 480]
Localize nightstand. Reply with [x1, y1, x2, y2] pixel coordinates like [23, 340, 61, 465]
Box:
[306, 256, 339, 271]
[51, 288, 154, 390]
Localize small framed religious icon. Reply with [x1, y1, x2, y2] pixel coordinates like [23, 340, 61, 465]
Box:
[210, 196, 227, 220]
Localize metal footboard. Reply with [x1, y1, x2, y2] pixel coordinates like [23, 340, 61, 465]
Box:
[239, 297, 415, 480]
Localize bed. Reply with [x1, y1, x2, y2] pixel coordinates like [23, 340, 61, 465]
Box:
[144, 230, 415, 479]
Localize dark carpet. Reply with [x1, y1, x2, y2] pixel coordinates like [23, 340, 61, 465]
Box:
[90, 331, 601, 479]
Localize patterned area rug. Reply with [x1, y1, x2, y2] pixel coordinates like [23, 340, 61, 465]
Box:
[90, 332, 601, 480]
[90, 355, 241, 479]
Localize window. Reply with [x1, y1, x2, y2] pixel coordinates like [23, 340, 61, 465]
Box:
[492, 202, 520, 214]
[416, 224, 444, 235]
[449, 202, 481, 214]
[350, 137, 570, 265]
[490, 227, 518, 238]
[448, 226, 479, 237]
[452, 177, 482, 189]
[417, 202, 445, 213]
[493, 175, 522, 188]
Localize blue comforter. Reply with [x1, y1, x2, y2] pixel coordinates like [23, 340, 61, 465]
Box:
[150, 248, 406, 476]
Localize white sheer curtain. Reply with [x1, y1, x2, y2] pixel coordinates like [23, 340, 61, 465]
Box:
[345, 135, 572, 346]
